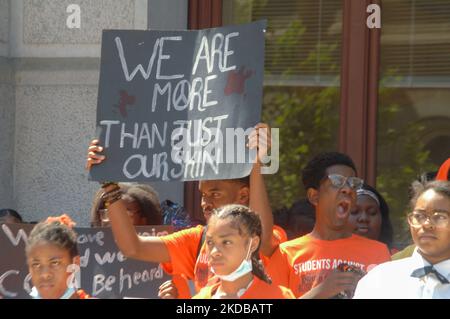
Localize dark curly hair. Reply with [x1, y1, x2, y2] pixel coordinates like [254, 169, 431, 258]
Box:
[210, 204, 272, 284]
[302, 152, 357, 190]
[26, 216, 79, 258]
[410, 180, 450, 210]
[233, 176, 250, 187]
[90, 183, 162, 227]
[0, 209, 23, 223]
[121, 183, 162, 225]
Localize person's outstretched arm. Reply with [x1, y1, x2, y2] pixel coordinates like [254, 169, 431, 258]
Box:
[248, 123, 276, 257]
[86, 139, 170, 263]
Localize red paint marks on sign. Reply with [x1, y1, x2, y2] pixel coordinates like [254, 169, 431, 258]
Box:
[115, 90, 136, 117]
[224, 67, 253, 96]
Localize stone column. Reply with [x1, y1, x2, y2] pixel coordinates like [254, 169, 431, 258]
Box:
[0, 0, 14, 209]
[4, 0, 188, 225]
[11, 0, 147, 225]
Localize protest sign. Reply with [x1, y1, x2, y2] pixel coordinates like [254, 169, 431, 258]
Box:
[90, 20, 266, 182]
[0, 223, 172, 299]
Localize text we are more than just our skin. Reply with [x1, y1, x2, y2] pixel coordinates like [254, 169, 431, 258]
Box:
[100, 28, 278, 181]
[109, 29, 240, 182]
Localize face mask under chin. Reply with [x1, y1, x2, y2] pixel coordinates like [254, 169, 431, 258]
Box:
[211, 239, 254, 282]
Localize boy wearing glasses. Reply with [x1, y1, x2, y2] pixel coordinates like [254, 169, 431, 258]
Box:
[354, 180, 450, 298]
[267, 152, 391, 298]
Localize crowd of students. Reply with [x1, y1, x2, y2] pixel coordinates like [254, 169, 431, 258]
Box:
[1, 126, 449, 299]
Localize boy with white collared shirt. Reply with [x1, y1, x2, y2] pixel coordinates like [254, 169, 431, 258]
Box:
[354, 181, 450, 299]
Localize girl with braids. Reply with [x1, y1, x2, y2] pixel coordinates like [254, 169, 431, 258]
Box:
[193, 204, 294, 299]
[26, 214, 90, 299]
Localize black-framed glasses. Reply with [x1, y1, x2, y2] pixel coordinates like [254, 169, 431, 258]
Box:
[326, 174, 363, 190]
[407, 211, 450, 228]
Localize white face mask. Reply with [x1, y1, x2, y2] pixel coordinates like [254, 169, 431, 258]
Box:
[211, 239, 254, 282]
[30, 286, 76, 299]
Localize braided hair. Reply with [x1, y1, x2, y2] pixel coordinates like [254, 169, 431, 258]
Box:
[211, 204, 272, 284]
[26, 214, 79, 258]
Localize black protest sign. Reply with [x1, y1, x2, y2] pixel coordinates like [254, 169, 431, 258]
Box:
[90, 20, 266, 182]
[0, 223, 31, 299]
[0, 223, 172, 299]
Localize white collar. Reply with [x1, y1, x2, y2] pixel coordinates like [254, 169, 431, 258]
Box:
[411, 247, 450, 280]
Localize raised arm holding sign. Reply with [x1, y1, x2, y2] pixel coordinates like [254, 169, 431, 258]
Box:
[87, 121, 279, 293]
[84, 21, 283, 298]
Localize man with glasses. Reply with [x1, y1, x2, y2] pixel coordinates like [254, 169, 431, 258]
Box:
[267, 152, 391, 298]
[354, 180, 450, 298]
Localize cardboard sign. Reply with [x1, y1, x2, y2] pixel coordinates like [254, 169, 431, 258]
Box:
[90, 21, 266, 182]
[0, 223, 173, 299]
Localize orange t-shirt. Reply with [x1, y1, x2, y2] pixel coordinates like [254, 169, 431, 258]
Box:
[160, 225, 209, 293]
[272, 225, 288, 244]
[170, 274, 192, 299]
[266, 234, 391, 298]
[160, 224, 286, 294]
[192, 276, 295, 299]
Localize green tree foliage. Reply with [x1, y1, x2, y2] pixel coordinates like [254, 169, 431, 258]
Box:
[262, 85, 339, 208]
[261, 18, 340, 209]
[376, 76, 438, 245]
